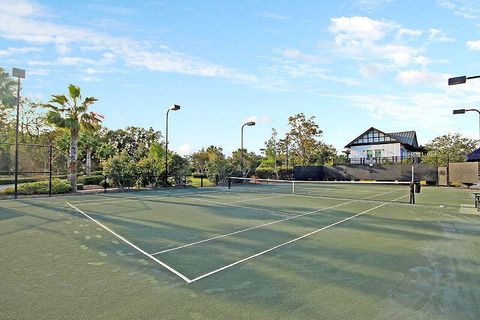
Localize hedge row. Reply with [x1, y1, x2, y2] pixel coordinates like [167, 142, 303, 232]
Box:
[77, 175, 104, 185]
[3, 179, 72, 195]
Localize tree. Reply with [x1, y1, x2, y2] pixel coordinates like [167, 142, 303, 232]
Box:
[44, 84, 102, 192]
[286, 113, 323, 165]
[230, 148, 261, 177]
[190, 149, 209, 175]
[422, 133, 478, 166]
[0, 67, 17, 141]
[204, 146, 232, 182]
[259, 128, 279, 178]
[79, 128, 103, 176]
[104, 127, 161, 161]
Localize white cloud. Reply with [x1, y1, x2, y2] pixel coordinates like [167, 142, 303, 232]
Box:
[28, 68, 49, 76]
[359, 63, 386, 77]
[176, 144, 193, 156]
[396, 28, 423, 40]
[396, 70, 445, 86]
[259, 12, 291, 20]
[245, 115, 273, 125]
[438, 0, 480, 19]
[0, 46, 41, 57]
[467, 40, 480, 50]
[329, 16, 397, 44]
[0, 0, 258, 84]
[281, 48, 325, 64]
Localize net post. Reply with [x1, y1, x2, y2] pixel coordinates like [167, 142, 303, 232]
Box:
[104, 175, 107, 193]
[292, 181, 295, 194]
[49, 145, 53, 197]
[228, 177, 231, 189]
[409, 181, 415, 204]
[201, 175, 204, 188]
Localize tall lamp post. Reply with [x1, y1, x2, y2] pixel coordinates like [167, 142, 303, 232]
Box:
[453, 109, 480, 145]
[165, 104, 181, 187]
[241, 121, 255, 177]
[449, 74, 480, 146]
[12, 68, 25, 199]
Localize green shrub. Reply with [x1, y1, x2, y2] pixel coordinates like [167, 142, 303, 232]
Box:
[77, 175, 104, 185]
[255, 167, 276, 179]
[102, 151, 136, 188]
[4, 179, 72, 195]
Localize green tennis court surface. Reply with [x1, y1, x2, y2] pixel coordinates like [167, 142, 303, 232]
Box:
[1, 185, 480, 319]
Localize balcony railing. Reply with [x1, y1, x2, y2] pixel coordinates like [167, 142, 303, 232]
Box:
[346, 156, 422, 165]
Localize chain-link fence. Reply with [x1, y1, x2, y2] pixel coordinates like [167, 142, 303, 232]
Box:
[0, 143, 224, 199]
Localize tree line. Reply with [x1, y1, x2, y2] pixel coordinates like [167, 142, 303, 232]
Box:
[0, 66, 478, 192]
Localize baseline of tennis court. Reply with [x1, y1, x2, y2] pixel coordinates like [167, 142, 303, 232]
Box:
[65, 185, 411, 283]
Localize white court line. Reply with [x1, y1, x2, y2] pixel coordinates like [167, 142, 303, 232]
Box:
[188, 194, 409, 283]
[70, 188, 226, 207]
[66, 202, 192, 284]
[152, 200, 356, 255]
[228, 193, 290, 204]
[151, 188, 402, 255]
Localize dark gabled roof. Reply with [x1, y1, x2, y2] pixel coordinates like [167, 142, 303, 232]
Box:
[344, 127, 390, 148]
[345, 127, 424, 151]
[467, 147, 480, 162]
[387, 131, 418, 148]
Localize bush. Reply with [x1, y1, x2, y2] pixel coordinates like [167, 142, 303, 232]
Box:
[102, 151, 136, 188]
[77, 175, 104, 185]
[255, 167, 276, 179]
[4, 179, 72, 195]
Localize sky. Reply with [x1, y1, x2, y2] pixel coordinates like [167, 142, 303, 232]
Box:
[1, 0, 480, 156]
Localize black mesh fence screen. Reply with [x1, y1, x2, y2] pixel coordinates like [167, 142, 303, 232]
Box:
[294, 164, 438, 182]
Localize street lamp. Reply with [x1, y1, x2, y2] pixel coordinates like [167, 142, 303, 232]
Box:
[12, 67, 25, 199]
[453, 108, 480, 144]
[448, 75, 480, 86]
[165, 104, 181, 187]
[241, 121, 255, 177]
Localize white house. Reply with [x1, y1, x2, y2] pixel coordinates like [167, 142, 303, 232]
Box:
[344, 127, 425, 164]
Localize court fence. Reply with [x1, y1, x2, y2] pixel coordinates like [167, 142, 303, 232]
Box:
[0, 143, 222, 199]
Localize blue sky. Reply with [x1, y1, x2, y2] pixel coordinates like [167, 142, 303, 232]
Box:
[1, 0, 480, 155]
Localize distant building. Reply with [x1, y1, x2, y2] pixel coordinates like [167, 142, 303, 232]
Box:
[467, 148, 480, 162]
[344, 127, 426, 164]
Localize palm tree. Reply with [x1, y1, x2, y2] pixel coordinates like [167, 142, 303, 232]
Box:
[45, 84, 102, 192]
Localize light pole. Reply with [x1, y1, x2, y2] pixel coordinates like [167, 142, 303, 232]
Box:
[453, 108, 480, 145]
[12, 67, 25, 199]
[241, 121, 255, 177]
[448, 75, 480, 86]
[165, 104, 181, 187]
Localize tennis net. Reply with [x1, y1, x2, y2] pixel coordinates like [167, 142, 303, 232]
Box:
[228, 177, 417, 204]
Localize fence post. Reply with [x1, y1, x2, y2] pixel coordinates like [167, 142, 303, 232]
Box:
[104, 175, 107, 193]
[49, 145, 53, 197]
[228, 177, 231, 189]
[200, 175, 204, 188]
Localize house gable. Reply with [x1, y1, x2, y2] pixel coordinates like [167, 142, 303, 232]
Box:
[344, 127, 398, 148]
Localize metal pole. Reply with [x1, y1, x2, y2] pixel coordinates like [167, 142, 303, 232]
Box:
[14, 76, 20, 199]
[241, 124, 245, 177]
[49, 145, 52, 197]
[165, 109, 170, 187]
[477, 111, 480, 147]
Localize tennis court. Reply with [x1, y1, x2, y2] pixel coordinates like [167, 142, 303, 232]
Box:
[1, 182, 480, 319]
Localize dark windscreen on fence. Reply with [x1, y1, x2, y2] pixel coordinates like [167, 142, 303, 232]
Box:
[294, 164, 438, 182]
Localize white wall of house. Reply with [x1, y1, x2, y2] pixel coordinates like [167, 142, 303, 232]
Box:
[349, 143, 401, 159]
